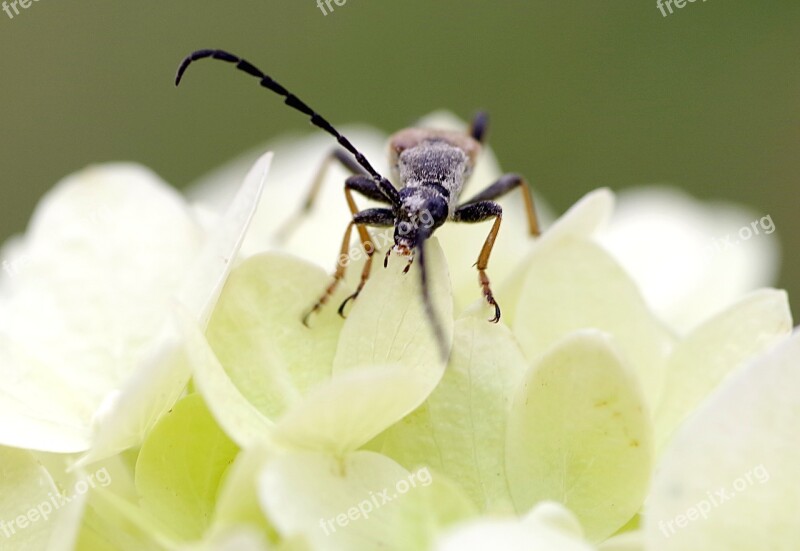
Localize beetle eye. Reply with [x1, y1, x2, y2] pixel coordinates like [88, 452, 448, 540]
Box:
[422, 197, 449, 229]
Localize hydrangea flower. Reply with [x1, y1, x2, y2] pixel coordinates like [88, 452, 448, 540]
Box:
[0, 154, 271, 548]
[0, 113, 796, 551]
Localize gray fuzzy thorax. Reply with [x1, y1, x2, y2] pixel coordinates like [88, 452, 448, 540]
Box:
[396, 140, 470, 214]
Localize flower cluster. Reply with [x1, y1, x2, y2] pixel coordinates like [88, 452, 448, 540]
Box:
[0, 113, 796, 551]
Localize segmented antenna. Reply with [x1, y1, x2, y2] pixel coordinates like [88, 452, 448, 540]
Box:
[176, 49, 400, 207]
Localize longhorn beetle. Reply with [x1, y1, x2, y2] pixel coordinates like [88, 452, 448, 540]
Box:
[175, 49, 541, 359]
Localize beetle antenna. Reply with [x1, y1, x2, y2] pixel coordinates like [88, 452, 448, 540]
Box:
[176, 49, 400, 206]
[416, 233, 450, 362]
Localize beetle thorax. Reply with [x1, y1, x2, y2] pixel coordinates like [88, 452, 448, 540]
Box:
[396, 140, 470, 211]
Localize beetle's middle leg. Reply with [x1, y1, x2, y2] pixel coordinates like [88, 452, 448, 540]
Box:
[453, 172, 541, 322]
[452, 201, 504, 322]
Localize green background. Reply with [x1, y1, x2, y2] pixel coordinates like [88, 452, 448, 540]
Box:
[1, 1, 797, 314]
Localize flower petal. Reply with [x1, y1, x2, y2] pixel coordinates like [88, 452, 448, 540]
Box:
[487, 188, 615, 324]
[333, 236, 453, 374]
[0, 447, 83, 550]
[598, 531, 644, 551]
[177, 528, 273, 551]
[505, 331, 654, 542]
[0, 164, 204, 452]
[644, 331, 800, 551]
[211, 447, 275, 537]
[654, 288, 792, 452]
[0, 338, 91, 451]
[433, 504, 594, 551]
[512, 236, 672, 407]
[82, 485, 176, 549]
[540, 188, 615, 245]
[179, 308, 273, 449]
[205, 253, 344, 420]
[258, 450, 420, 551]
[377, 316, 528, 512]
[76, 153, 270, 466]
[272, 365, 440, 455]
[524, 500, 585, 538]
[383, 469, 477, 549]
[135, 393, 239, 541]
[598, 187, 780, 333]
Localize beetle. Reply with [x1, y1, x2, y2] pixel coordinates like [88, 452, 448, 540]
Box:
[176, 49, 540, 358]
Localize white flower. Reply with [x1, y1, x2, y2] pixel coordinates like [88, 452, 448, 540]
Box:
[1, 112, 795, 551]
[599, 186, 780, 333]
[644, 330, 800, 550]
[0, 155, 269, 459]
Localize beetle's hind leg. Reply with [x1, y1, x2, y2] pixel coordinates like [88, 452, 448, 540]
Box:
[458, 173, 540, 237]
[275, 149, 367, 243]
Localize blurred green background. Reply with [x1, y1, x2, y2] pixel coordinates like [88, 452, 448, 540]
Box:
[1, 1, 798, 312]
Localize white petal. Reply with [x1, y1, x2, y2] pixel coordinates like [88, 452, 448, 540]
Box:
[179, 152, 274, 326]
[333, 236, 453, 373]
[540, 188, 615, 246]
[134, 393, 239, 541]
[523, 501, 585, 538]
[258, 450, 414, 551]
[434, 514, 594, 551]
[512, 237, 672, 406]
[178, 307, 273, 450]
[76, 153, 270, 465]
[273, 238, 454, 454]
[377, 316, 528, 512]
[598, 531, 644, 551]
[487, 188, 615, 324]
[211, 447, 273, 534]
[506, 331, 654, 542]
[178, 528, 273, 551]
[0, 337, 91, 451]
[273, 365, 438, 455]
[203, 253, 344, 422]
[599, 186, 780, 333]
[654, 288, 792, 452]
[0, 447, 85, 550]
[644, 331, 800, 550]
[0, 164, 204, 452]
